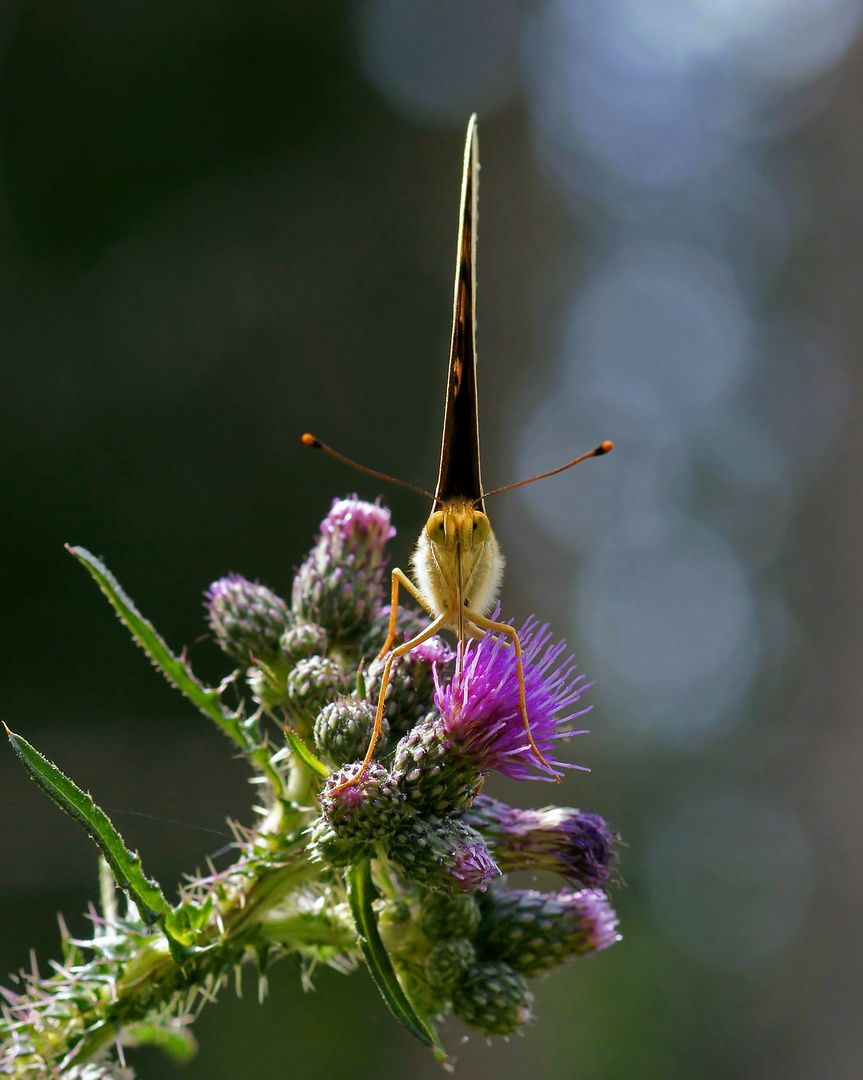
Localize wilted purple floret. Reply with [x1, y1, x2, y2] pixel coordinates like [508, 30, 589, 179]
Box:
[572, 888, 621, 952]
[433, 617, 591, 781]
[451, 840, 500, 892]
[462, 795, 618, 886]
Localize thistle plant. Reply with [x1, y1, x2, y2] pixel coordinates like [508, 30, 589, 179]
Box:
[1, 495, 621, 1074]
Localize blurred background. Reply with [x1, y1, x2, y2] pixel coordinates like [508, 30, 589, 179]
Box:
[1, 0, 861, 1076]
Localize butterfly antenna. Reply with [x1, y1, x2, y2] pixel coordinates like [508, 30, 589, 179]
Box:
[302, 433, 434, 499]
[482, 441, 613, 499]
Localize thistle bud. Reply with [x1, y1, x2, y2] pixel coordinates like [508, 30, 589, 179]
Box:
[281, 622, 329, 664]
[205, 574, 290, 664]
[313, 696, 389, 767]
[365, 635, 454, 742]
[462, 795, 619, 887]
[390, 715, 483, 816]
[416, 891, 481, 942]
[292, 496, 395, 641]
[452, 961, 534, 1037]
[308, 817, 370, 868]
[359, 603, 429, 658]
[385, 815, 499, 894]
[479, 887, 620, 976]
[285, 655, 350, 729]
[425, 937, 477, 994]
[318, 763, 404, 841]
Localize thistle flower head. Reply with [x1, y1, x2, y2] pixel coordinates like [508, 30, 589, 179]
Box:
[292, 495, 395, 640]
[385, 815, 500, 894]
[462, 795, 619, 887]
[434, 617, 591, 781]
[205, 573, 290, 663]
[479, 886, 621, 976]
[313, 695, 388, 766]
[452, 961, 534, 1036]
[318, 762, 404, 841]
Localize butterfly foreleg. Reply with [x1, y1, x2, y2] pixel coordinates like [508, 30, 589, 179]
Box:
[466, 609, 561, 782]
[376, 567, 434, 661]
[332, 613, 448, 793]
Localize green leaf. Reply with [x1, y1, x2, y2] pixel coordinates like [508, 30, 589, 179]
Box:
[67, 546, 244, 749]
[5, 725, 168, 926]
[284, 726, 329, 779]
[124, 1022, 198, 1062]
[347, 859, 435, 1049]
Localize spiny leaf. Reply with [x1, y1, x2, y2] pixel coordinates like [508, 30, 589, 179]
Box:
[66, 546, 244, 748]
[4, 725, 167, 926]
[284, 726, 329, 779]
[347, 859, 437, 1051]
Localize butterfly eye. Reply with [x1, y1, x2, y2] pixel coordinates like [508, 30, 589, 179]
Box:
[426, 512, 446, 544]
[472, 512, 490, 544]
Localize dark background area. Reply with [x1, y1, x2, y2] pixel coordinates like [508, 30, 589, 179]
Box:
[2, 2, 863, 1077]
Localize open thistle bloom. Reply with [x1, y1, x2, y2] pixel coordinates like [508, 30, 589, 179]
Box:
[433, 616, 592, 782]
[462, 794, 619, 887]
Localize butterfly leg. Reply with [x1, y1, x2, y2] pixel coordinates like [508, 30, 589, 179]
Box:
[331, 613, 448, 793]
[466, 610, 561, 782]
[376, 567, 433, 661]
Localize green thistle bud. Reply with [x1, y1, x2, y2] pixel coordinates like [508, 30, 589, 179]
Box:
[313, 696, 389, 766]
[479, 887, 620, 976]
[307, 817, 370, 868]
[318, 763, 405, 841]
[359, 603, 428, 658]
[285, 655, 350, 729]
[416, 891, 481, 942]
[365, 634, 454, 743]
[391, 715, 482, 815]
[205, 574, 290, 664]
[425, 937, 476, 994]
[281, 622, 329, 664]
[246, 660, 291, 710]
[452, 961, 534, 1036]
[384, 815, 499, 894]
[292, 496, 395, 641]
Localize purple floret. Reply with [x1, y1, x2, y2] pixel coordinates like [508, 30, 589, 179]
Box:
[320, 495, 395, 550]
[451, 841, 500, 893]
[433, 616, 592, 781]
[572, 888, 621, 952]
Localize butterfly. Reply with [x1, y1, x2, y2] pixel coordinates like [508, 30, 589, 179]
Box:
[303, 115, 611, 790]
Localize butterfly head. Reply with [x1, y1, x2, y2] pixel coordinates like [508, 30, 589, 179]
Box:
[425, 497, 491, 554]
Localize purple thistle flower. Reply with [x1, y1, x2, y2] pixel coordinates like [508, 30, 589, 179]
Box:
[433, 616, 592, 781]
[462, 794, 619, 887]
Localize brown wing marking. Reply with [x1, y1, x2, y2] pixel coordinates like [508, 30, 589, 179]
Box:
[434, 114, 484, 511]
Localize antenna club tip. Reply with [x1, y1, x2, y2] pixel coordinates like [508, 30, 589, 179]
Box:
[598, 441, 614, 455]
[301, 433, 320, 449]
